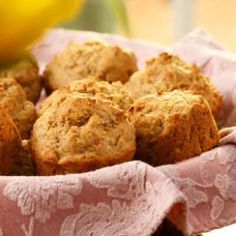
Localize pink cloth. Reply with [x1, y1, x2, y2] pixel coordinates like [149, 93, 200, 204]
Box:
[1, 29, 236, 236]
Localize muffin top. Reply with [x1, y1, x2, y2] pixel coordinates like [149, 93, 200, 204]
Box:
[0, 53, 41, 103]
[43, 41, 137, 92]
[128, 90, 219, 165]
[40, 77, 134, 115]
[31, 93, 136, 175]
[126, 52, 223, 118]
[129, 90, 210, 139]
[0, 77, 37, 138]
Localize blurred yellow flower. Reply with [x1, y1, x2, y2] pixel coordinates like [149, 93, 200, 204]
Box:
[0, 0, 83, 60]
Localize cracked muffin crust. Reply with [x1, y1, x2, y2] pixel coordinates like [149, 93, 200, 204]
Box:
[39, 78, 133, 116]
[0, 77, 37, 138]
[43, 41, 137, 93]
[126, 52, 223, 118]
[0, 108, 21, 175]
[128, 90, 219, 166]
[0, 53, 42, 103]
[31, 93, 136, 175]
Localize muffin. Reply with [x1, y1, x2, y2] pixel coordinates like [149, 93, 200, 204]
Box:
[39, 78, 133, 116]
[0, 77, 37, 138]
[0, 108, 21, 175]
[0, 53, 42, 103]
[128, 90, 219, 166]
[9, 140, 35, 176]
[43, 41, 137, 93]
[126, 53, 222, 118]
[31, 93, 136, 175]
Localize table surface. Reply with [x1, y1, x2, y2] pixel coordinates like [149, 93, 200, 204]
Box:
[203, 224, 236, 235]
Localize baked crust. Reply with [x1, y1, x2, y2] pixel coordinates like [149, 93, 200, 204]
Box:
[31, 93, 136, 175]
[128, 90, 220, 166]
[9, 139, 35, 176]
[43, 41, 137, 93]
[126, 53, 223, 118]
[0, 77, 37, 138]
[0, 108, 21, 174]
[40, 77, 133, 116]
[0, 54, 42, 103]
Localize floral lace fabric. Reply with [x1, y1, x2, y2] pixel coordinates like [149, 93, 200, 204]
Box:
[0, 29, 236, 236]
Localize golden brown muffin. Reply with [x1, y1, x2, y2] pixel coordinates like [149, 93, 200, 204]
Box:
[0, 77, 37, 138]
[43, 41, 137, 93]
[0, 53, 42, 103]
[126, 53, 222, 118]
[31, 93, 136, 175]
[39, 78, 133, 116]
[0, 108, 21, 175]
[128, 90, 219, 166]
[9, 140, 35, 176]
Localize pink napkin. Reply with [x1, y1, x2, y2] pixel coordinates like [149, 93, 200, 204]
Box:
[1, 29, 236, 236]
